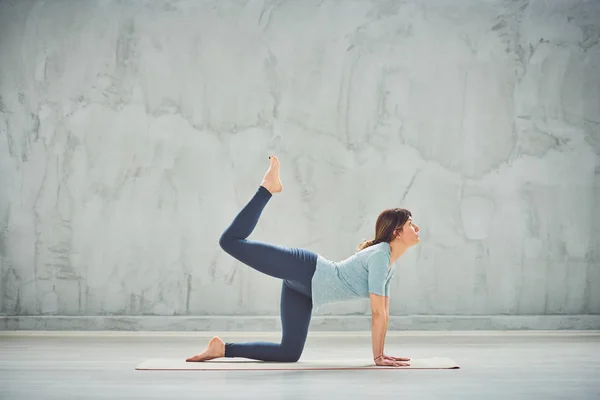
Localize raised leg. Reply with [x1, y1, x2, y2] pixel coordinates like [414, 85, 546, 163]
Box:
[219, 185, 317, 284]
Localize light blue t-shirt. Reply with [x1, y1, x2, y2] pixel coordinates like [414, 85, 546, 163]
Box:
[311, 242, 396, 310]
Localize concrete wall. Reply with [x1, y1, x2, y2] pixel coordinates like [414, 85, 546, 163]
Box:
[1, 0, 599, 330]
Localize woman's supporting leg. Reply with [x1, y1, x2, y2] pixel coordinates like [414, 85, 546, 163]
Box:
[219, 185, 317, 284]
[224, 282, 313, 362]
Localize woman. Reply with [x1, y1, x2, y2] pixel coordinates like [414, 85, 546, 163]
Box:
[186, 155, 420, 367]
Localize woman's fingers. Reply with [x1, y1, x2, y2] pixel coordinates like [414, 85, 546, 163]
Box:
[394, 361, 410, 367]
[376, 358, 410, 367]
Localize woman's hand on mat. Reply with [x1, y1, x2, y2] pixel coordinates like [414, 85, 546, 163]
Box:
[374, 355, 410, 367]
[383, 354, 410, 363]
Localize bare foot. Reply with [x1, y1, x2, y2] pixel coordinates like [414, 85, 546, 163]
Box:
[261, 155, 283, 194]
[186, 336, 225, 362]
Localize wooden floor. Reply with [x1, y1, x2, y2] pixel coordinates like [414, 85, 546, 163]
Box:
[1, 331, 599, 399]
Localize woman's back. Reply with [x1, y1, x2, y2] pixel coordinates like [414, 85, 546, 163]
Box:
[311, 242, 396, 310]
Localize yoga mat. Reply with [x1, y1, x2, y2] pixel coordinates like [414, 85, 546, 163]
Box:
[136, 357, 460, 370]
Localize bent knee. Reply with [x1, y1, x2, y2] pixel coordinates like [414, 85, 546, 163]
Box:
[279, 354, 301, 363]
[218, 233, 230, 250]
[219, 232, 238, 253]
[279, 346, 303, 362]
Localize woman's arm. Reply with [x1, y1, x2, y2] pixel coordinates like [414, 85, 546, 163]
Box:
[384, 296, 390, 347]
[369, 293, 388, 360]
[385, 296, 390, 317]
[367, 252, 404, 365]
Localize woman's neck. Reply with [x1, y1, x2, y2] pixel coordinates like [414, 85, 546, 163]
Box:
[388, 240, 409, 264]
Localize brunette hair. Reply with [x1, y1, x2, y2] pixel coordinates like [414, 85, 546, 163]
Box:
[357, 208, 412, 250]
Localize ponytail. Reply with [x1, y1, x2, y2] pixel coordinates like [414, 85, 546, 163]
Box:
[357, 238, 379, 251]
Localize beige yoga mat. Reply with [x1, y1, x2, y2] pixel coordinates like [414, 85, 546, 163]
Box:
[136, 357, 460, 370]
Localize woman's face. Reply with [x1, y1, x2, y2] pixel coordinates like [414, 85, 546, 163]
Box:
[395, 218, 420, 246]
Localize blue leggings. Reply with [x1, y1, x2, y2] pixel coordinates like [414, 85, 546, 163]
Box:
[218, 186, 318, 362]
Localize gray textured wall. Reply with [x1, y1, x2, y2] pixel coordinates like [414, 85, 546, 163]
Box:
[1, 0, 599, 330]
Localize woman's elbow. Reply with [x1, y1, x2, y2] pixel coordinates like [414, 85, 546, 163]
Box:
[369, 293, 387, 316]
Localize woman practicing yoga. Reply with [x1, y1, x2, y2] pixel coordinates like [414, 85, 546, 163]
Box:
[186, 155, 420, 367]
